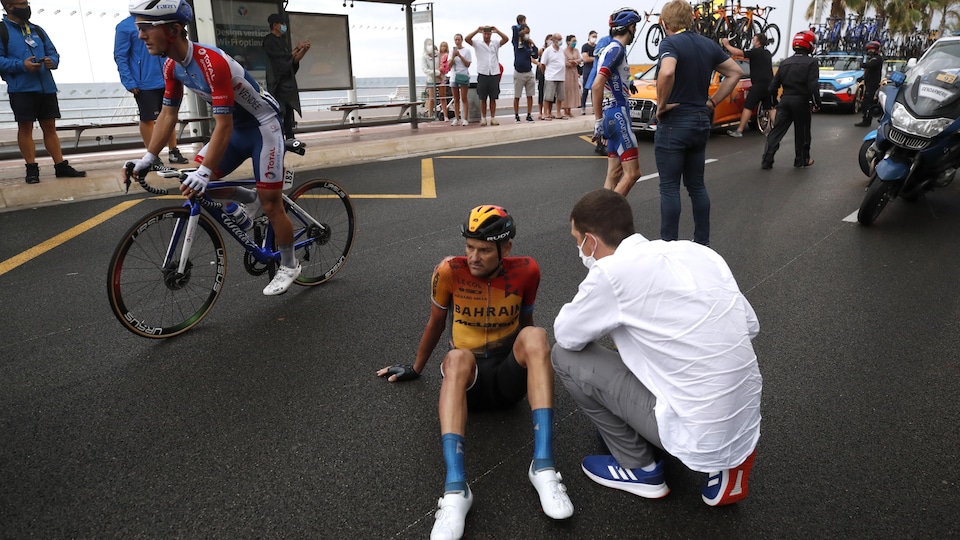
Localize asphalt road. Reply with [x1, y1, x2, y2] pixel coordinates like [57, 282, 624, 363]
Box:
[2, 113, 960, 539]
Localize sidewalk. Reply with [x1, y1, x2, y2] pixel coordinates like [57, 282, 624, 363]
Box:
[0, 109, 594, 212]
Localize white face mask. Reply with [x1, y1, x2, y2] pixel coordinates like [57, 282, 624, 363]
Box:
[578, 234, 596, 269]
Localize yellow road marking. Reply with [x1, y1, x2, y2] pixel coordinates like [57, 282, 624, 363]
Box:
[0, 199, 144, 277]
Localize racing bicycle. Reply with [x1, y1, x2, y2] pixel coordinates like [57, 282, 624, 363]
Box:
[107, 140, 356, 338]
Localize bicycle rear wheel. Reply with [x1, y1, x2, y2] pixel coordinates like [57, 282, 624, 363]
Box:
[645, 24, 665, 60]
[763, 23, 781, 56]
[756, 101, 773, 135]
[285, 179, 356, 286]
[107, 207, 226, 338]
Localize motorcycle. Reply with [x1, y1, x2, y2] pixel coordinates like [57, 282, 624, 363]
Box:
[856, 40, 960, 226]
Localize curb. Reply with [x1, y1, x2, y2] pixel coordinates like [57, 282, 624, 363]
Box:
[0, 116, 593, 212]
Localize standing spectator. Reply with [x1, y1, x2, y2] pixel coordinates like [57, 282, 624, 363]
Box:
[721, 34, 775, 137]
[438, 41, 451, 121]
[540, 33, 565, 120]
[580, 30, 598, 115]
[562, 34, 581, 118]
[854, 40, 883, 127]
[449, 34, 472, 126]
[421, 38, 441, 120]
[511, 22, 538, 123]
[592, 9, 641, 195]
[464, 25, 509, 126]
[114, 15, 188, 166]
[377, 205, 574, 540]
[536, 34, 551, 120]
[760, 31, 820, 169]
[655, 0, 742, 246]
[553, 188, 762, 508]
[0, 0, 85, 184]
[263, 13, 309, 142]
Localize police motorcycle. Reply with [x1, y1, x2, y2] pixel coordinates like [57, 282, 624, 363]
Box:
[857, 38, 960, 226]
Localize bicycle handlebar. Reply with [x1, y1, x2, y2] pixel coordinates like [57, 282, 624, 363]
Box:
[123, 164, 224, 210]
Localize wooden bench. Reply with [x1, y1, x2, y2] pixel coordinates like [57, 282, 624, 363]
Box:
[55, 116, 213, 148]
[329, 102, 426, 127]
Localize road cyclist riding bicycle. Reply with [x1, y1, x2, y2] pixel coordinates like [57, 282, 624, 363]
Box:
[123, 0, 302, 296]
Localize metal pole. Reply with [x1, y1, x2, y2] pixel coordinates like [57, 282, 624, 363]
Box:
[785, 0, 795, 61]
[405, 2, 418, 129]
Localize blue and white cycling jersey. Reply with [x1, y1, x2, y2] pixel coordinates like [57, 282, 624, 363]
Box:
[596, 40, 632, 110]
[162, 41, 280, 127]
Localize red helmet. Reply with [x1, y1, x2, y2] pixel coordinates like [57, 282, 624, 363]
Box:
[865, 40, 881, 52]
[792, 30, 816, 52]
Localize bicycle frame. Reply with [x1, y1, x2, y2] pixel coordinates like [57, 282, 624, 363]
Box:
[167, 179, 327, 275]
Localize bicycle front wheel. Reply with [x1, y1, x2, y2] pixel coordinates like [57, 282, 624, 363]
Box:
[286, 179, 356, 286]
[107, 207, 226, 338]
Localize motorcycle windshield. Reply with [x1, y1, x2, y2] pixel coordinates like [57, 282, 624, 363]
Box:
[902, 41, 960, 117]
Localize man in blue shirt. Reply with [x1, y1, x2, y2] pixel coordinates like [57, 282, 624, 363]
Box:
[654, 0, 742, 246]
[0, 0, 85, 184]
[511, 17, 538, 123]
[114, 15, 188, 166]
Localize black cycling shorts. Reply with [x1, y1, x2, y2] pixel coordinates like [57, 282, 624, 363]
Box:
[442, 350, 528, 412]
[134, 88, 164, 122]
[9, 92, 60, 123]
[744, 84, 773, 111]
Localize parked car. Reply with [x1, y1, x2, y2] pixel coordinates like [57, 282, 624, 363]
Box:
[854, 58, 910, 114]
[815, 53, 864, 112]
[626, 58, 754, 132]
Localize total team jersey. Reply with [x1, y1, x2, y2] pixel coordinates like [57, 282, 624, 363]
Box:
[596, 39, 632, 110]
[162, 41, 280, 128]
[431, 256, 540, 358]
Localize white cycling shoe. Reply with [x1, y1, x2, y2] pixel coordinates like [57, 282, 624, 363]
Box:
[528, 462, 574, 519]
[263, 262, 301, 296]
[430, 488, 472, 540]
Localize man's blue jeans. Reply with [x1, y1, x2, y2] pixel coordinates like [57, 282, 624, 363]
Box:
[654, 110, 712, 245]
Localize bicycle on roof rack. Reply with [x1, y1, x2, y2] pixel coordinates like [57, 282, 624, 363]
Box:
[107, 139, 357, 339]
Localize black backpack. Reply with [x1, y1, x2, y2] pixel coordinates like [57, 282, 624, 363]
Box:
[0, 21, 49, 81]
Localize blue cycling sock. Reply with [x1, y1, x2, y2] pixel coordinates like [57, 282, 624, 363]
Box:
[442, 433, 467, 493]
[532, 408, 555, 471]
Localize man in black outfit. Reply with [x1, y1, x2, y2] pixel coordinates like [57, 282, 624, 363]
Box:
[855, 41, 883, 127]
[760, 30, 821, 169]
[722, 34, 775, 137]
[263, 13, 309, 141]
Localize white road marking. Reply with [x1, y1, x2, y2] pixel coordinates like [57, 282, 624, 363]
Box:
[637, 158, 719, 183]
[843, 210, 859, 223]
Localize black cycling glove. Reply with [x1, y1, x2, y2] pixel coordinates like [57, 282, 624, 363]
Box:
[386, 364, 420, 382]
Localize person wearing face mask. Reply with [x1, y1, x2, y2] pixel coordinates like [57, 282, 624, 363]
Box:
[553, 188, 762, 508]
[377, 205, 574, 540]
[263, 13, 309, 142]
[562, 34, 581, 118]
[0, 0, 86, 184]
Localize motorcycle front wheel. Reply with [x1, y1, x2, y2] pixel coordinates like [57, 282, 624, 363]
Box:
[857, 175, 896, 225]
[858, 139, 874, 177]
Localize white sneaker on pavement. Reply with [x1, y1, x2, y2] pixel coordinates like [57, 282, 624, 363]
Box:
[263, 262, 301, 296]
[461, 119, 468, 126]
[430, 488, 473, 540]
[451, 117, 459, 126]
[480, 118, 487, 126]
[528, 462, 574, 519]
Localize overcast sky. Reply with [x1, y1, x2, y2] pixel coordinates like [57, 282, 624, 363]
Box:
[14, 0, 828, 84]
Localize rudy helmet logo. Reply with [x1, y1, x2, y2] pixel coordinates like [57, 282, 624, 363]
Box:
[237, 6, 248, 17]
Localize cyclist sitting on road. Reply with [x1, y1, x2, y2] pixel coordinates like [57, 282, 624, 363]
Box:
[123, 0, 300, 296]
[377, 205, 574, 540]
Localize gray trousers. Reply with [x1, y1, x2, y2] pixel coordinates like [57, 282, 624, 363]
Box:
[551, 342, 664, 469]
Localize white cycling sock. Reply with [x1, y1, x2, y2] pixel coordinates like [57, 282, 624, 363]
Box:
[280, 245, 296, 268]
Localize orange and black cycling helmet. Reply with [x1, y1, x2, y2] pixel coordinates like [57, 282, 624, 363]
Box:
[462, 205, 516, 243]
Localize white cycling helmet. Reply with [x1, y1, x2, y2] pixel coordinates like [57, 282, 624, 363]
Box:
[129, 0, 193, 24]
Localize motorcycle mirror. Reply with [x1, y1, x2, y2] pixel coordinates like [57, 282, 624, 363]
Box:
[907, 58, 918, 69]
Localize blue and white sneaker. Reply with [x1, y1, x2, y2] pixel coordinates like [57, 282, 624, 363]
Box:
[702, 450, 756, 506]
[581, 455, 670, 498]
